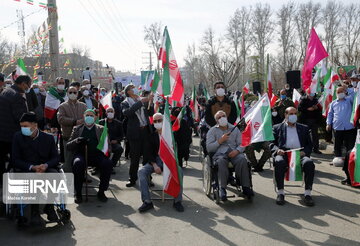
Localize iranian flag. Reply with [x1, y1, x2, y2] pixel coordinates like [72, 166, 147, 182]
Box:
[15, 58, 27, 79]
[292, 89, 302, 108]
[97, 122, 109, 156]
[203, 87, 211, 101]
[44, 87, 66, 119]
[243, 81, 250, 94]
[159, 27, 184, 105]
[100, 91, 113, 110]
[347, 131, 360, 186]
[241, 94, 274, 147]
[331, 69, 340, 83]
[190, 86, 199, 122]
[172, 106, 185, 131]
[150, 70, 162, 95]
[350, 91, 360, 126]
[270, 93, 278, 108]
[285, 150, 302, 181]
[159, 101, 181, 198]
[233, 93, 241, 124]
[267, 59, 273, 99]
[307, 67, 321, 94]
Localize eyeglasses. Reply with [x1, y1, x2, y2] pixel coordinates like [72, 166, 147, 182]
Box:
[69, 92, 77, 94]
[153, 119, 163, 123]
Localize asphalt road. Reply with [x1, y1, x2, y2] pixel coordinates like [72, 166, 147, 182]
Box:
[1, 137, 360, 246]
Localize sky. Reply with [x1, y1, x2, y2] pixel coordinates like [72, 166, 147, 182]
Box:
[0, 0, 356, 74]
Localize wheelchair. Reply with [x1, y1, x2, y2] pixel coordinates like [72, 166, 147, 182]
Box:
[202, 153, 253, 204]
[5, 165, 71, 227]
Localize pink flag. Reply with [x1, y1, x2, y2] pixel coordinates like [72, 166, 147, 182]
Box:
[301, 28, 328, 91]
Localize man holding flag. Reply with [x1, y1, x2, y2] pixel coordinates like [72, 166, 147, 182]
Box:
[270, 107, 315, 206]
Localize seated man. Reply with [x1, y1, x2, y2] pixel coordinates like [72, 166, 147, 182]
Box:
[12, 112, 60, 225]
[271, 107, 315, 206]
[245, 141, 271, 172]
[206, 110, 253, 201]
[137, 113, 184, 213]
[99, 107, 124, 174]
[67, 109, 112, 204]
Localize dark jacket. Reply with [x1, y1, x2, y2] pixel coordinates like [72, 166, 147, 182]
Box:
[0, 85, 28, 142]
[145, 127, 160, 164]
[99, 118, 123, 141]
[173, 119, 192, 158]
[121, 98, 152, 140]
[12, 130, 59, 171]
[270, 122, 313, 157]
[298, 96, 321, 122]
[66, 124, 105, 154]
[205, 95, 237, 127]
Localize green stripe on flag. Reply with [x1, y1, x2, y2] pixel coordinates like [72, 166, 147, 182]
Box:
[350, 92, 357, 124]
[355, 144, 360, 183]
[295, 150, 302, 181]
[162, 28, 171, 96]
[260, 105, 274, 141]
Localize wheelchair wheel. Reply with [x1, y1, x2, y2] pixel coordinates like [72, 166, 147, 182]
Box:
[202, 157, 212, 197]
[213, 186, 220, 204]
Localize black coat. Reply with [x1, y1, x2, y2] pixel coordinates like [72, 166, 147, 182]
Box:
[270, 122, 313, 157]
[204, 96, 237, 127]
[145, 128, 160, 164]
[12, 130, 59, 171]
[99, 118, 123, 141]
[0, 85, 28, 142]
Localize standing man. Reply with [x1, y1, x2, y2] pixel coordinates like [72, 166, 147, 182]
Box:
[79, 86, 98, 110]
[0, 75, 31, 181]
[326, 86, 356, 158]
[298, 91, 322, 154]
[57, 86, 87, 172]
[274, 89, 295, 121]
[32, 83, 46, 130]
[82, 67, 93, 83]
[121, 84, 153, 187]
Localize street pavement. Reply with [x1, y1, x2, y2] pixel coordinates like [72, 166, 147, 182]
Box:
[0, 137, 360, 246]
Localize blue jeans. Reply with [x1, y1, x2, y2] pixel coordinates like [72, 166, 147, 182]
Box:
[138, 156, 183, 203]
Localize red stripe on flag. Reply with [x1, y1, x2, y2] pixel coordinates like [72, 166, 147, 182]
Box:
[44, 107, 57, 120]
[241, 121, 252, 147]
[348, 151, 360, 187]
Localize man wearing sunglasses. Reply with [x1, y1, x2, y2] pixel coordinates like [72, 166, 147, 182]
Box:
[57, 86, 87, 172]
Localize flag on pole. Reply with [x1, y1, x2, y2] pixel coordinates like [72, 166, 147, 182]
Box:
[97, 122, 109, 156]
[331, 69, 340, 83]
[150, 70, 162, 95]
[302, 28, 329, 91]
[307, 68, 321, 94]
[100, 92, 113, 110]
[267, 55, 273, 99]
[39, 2, 47, 8]
[243, 81, 250, 94]
[320, 72, 334, 118]
[270, 93, 278, 108]
[292, 89, 302, 108]
[159, 101, 181, 197]
[241, 94, 274, 146]
[27, 0, 34, 5]
[172, 106, 186, 131]
[159, 26, 184, 105]
[15, 58, 27, 79]
[285, 150, 302, 181]
[233, 93, 241, 124]
[190, 86, 199, 122]
[348, 130, 360, 186]
[44, 87, 66, 119]
[203, 87, 211, 101]
[350, 91, 360, 126]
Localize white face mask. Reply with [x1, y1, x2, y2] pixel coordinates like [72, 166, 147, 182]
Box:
[5, 84, 11, 88]
[85, 84, 91, 90]
[337, 93, 345, 99]
[107, 112, 114, 119]
[216, 88, 225, 97]
[83, 90, 90, 96]
[218, 116, 228, 127]
[272, 111, 278, 117]
[288, 115, 297, 124]
[154, 122, 163, 130]
[68, 93, 77, 100]
[352, 82, 357, 87]
[57, 84, 65, 90]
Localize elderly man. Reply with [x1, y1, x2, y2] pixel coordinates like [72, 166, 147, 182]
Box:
[67, 109, 112, 203]
[138, 113, 184, 213]
[274, 89, 295, 121]
[121, 84, 153, 187]
[79, 85, 98, 110]
[271, 107, 315, 206]
[57, 86, 87, 172]
[326, 86, 356, 158]
[99, 107, 124, 173]
[206, 110, 253, 201]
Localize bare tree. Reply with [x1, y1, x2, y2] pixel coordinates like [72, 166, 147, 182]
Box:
[250, 3, 274, 78]
[143, 22, 163, 69]
[342, 3, 360, 65]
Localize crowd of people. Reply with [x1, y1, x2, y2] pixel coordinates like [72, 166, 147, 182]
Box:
[0, 70, 359, 226]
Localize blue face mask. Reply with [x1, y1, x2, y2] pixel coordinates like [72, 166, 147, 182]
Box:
[309, 93, 315, 97]
[280, 95, 286, 100]
[21, 127, 33, 136]
[25, 88, 31, 93]
[33, 88, 40, 94]
[85, 116, 95, 125]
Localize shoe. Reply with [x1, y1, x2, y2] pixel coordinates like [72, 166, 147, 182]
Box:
[126, 181, 136, 187]
[228, 176, 237, 187]
[313, 150, 322, 154]
[341, 178, 351, 185]
[220, 188, 227, 202]
[149, 181, 155, 187]
[97, 191, 108, 202]
[303, 195, 315, 207]
[242, 187, 254, 199]
[276, 194, 285, 205]
[173, 201, 184, 212]
[138, 202, 154, 213]
[43, 205, 58, 222]
[75, 194, 83, 204]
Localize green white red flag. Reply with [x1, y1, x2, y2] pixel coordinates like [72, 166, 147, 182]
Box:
[97, 122, 109, 156]
[241, 94, 274, 146]
[159, 26, 184, 106]
[100, 91, 113, 110]
[350, 91, 360, 126]
[233, 93, 241, 124]
[307, 68, 321, 94]
[267, 57, 273, 99]
[172, 106, 185, 131]
[292, 89, 302, 108]
[270, 93, 278, 108]
[243, 81, 250, 94]
[347, 130, 360, 186]
[285, 150, 302, 181]
[44, 87, 66, 119]
[15, 58, 27, 79]
[203, 87, 210, 101]
[190, 86, 199, 122]
[159, 101, 181, 197]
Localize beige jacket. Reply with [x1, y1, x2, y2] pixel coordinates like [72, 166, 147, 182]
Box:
[57, 100, 87, 139]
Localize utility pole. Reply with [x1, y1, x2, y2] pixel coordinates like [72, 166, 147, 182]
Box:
[16, 9, 26, 55]
[149, 52, 153, 70]
[142, 51, 154, 71]
[48, 0, 60, 81]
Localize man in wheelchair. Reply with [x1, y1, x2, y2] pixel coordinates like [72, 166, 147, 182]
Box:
[270, 107, 315, 206]
[206, 110, 253, 201]
[12, 112, 61, 226]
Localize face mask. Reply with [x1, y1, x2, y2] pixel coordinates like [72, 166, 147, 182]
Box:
[33, 88, 40, 94]
[85, 84, 91, 90]
[68, 93, 77, 100]
[352, 82, 357, 87]
[85, 116, 95, 125]
[337, 93, 345, 99]
[101, 91, 106, 96]
[280, 95, 286, 100]
[107, 112, 114, 119]
[21, 127, 34, 136]
[216, 88, 225, 97]
[218, 117, 228, 127]
[288, 115, 297, 124]
[154, 122, 163, 130]
[244, 103, 249, 107]
[309, 93, 315, 97]
[57, 84, 65, 90]
[272, 111, 278, 117]
[25, 86, 31, 93]
[5, 84, 11, 88]
[83, 90, 90, 96]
